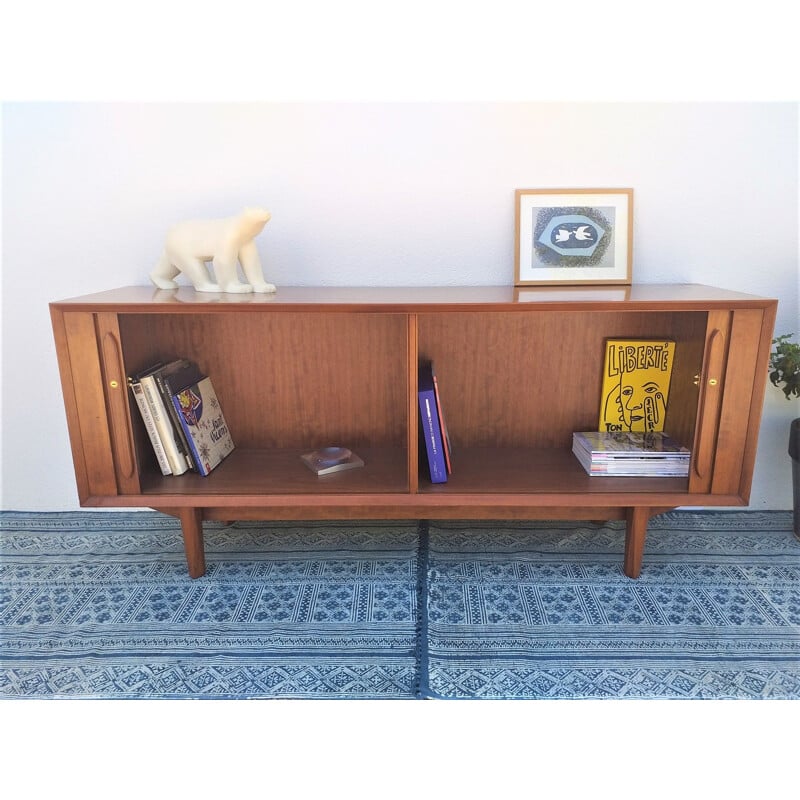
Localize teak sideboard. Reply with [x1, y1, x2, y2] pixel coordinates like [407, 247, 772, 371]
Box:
[50, 284, 777, 579]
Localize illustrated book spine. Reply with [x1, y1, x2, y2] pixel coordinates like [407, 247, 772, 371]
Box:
[138, 371, 190, 475]
[153, 359, 199, 472]
[598, 339, 676, 433]
[418, 362, 447, 483]
[171, 376, 235, 476]
[128, 378, 172, 475]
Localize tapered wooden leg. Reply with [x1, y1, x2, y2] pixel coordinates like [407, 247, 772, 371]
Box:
[623, 506, 650, 579]
[179, 507, 206, 578]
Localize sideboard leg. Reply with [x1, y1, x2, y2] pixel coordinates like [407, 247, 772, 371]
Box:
[623, 506, 650, 579]
[179, 507, 207, 578]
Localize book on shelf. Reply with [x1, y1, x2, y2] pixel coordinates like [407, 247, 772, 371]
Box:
[129, 358, 234, 477]
[128, 363, 172, 475]
[572, 431, 690, 477]
[137, 362, 191, 475]
[300, 446, 364, 476]
[171, 375, 235, 476]
[431, 362, 452, 475]
[418, 361, 448, 483]
[598, 339, 676, 433]
[155, 358, 205, 472]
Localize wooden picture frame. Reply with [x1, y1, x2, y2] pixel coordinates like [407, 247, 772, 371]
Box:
[514, 188, 633, 286]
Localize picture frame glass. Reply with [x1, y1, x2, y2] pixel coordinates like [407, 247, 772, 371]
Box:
[515, 189, 632, 286]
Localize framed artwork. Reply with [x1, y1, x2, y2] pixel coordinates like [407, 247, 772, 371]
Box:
[514, 188, 633, 286]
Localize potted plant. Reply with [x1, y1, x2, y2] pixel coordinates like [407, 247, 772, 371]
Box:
[769, 333, 800, 538]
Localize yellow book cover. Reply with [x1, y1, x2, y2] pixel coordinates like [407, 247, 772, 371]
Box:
[599, 339, 676, 432]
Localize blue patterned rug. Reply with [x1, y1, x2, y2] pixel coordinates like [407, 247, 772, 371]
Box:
[423, 513, 800, 699]
[1, 510, 798, 699]
[0, 514, 419, 698]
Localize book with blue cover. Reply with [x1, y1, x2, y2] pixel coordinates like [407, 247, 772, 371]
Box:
[418, 362, 448, 483]
[171, 376, 235, 476]
[156, 358, 204, 472]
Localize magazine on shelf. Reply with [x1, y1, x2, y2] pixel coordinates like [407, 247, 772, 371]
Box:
[418, 361, 447, 483]
[598, 339, 676, 433]
[572, 431, 690, 477]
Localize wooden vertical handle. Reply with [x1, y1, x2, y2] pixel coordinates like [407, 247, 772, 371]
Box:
[693, 327, 724, 481]
[96, 313, 141, 492]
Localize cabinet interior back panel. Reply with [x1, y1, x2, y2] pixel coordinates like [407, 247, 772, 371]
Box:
[119, 313, 409, 448]
[418, 311, 708, 448]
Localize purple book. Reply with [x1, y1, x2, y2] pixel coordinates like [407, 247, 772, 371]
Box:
[418, 362, 447, 484]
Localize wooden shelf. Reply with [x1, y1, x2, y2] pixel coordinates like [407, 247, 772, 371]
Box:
[417, 447, 689, 495]
[139, 447, 409, 496]
[50, 283, 778, 579]
[139, 446, 688, 498]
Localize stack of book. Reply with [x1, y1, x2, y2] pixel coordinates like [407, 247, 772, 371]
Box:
[418, 361, 452, 484]
[128, 359, 234, 477]
[572, 431, 690, 477]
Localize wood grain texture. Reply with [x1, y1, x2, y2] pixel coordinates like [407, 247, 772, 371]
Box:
[690, 312, 730, 492]
[418, 310, 706, 449]
[49, 285, 778, 579]
[50, 307, 91, 502]
[96, 313, 140, 493]
[712, 310, 763, 495]
[62, 312, 118, 498]
[51, 284, 778, 312]
[624, 506, 650, 578]
[179, 507, 206, 579]
[119, 312, 408, 451]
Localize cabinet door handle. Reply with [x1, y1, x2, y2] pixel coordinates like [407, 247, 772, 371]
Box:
[102, 328, 136, 480]
[693, 327, 724, 480]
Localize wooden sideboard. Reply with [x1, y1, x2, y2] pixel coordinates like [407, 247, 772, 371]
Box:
[50, 284, 777, 578]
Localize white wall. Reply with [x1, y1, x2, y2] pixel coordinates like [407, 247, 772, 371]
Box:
[2, 102, 798, 510]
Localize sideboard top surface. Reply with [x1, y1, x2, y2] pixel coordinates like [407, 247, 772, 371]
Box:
[50, 284, 778, 313]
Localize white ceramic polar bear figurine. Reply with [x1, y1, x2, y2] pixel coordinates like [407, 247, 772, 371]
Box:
[150, 208, 277, 293]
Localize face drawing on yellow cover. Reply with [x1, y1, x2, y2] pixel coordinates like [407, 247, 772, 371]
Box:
[600, 340, 675, 433]
[605, 374, 667, 431]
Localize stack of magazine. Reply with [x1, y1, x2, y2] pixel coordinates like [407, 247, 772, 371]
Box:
[128, 359, 234, 477]
[572, 431, 690, 477]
